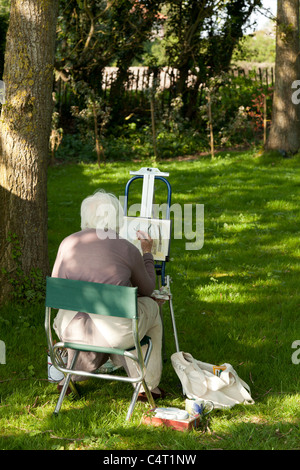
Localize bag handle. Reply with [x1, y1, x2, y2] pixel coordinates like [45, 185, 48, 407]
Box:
[190, 356, 254, 405]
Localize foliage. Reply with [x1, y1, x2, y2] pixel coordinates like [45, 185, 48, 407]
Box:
[0, 0, 9, 77]
[55, 0, 161, 97]
[50, 111, 63, 164]
[70, 80, 112, 164]
[52, 73, 273, 164]
[50, 1, 273, 161]
[1, 233, 46, 304]
[54, 120, 205, 162]
[201, 73, 273, 147]
[233, 28, 276, 64]
[53, 0, 266, 127]
[247, 86, 273, 133]
[160, 0, 263, 118]
[0, 0, 9, 14]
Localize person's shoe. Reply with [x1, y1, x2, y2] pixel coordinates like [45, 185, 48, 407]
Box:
[57, 384, 73, 396]
[137, 387, 166, 402]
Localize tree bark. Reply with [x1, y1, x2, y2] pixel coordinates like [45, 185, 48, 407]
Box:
[0, 0, 59, 303]
[266, 0, 300, 153]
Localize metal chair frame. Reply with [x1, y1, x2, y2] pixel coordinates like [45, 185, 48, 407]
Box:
[45, 276, 155, 420]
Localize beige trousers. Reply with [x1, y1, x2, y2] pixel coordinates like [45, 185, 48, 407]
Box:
[58, 297, 163, 391]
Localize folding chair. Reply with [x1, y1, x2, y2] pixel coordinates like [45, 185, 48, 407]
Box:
[45, 276, 156, 420]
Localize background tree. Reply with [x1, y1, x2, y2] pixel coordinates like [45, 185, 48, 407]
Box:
[0, 0, 10, 77]
[107, 0, 161, 117]
[162, 0, 263, 118]
[266, 0, 300, 153]
[0, 0, 59, 304]
[233, 25, 276, 64]
[55, 0, 161, 119]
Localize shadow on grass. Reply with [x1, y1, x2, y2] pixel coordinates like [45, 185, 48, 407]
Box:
[1, 381, 299, 450]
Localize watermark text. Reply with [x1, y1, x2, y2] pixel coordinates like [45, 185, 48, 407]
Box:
[0, 80, 5, 104]
[291, 340, 300, 365]
[95, 200, 204, 251]
[0, 340, 5, 364]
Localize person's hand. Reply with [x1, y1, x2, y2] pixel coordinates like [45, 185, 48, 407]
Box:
[137, 230, 153, 254]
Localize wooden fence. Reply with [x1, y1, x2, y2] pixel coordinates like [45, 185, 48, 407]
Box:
[101, 65, 274, 94]
[229, 66, 274, 87]
[55, 65, 274, 116]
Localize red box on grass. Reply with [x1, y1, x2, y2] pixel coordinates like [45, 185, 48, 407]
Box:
[141, 413, 201, 432]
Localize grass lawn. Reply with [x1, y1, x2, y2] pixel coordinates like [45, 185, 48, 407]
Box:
[0, 149, 300, 450]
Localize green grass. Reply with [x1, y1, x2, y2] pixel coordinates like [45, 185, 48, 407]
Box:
[1, 149, 300, 450]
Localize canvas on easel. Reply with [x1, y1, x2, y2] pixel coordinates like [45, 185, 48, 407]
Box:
[120, 216, 171, 261]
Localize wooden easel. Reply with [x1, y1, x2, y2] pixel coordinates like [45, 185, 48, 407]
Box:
[124, 167, 180, 353]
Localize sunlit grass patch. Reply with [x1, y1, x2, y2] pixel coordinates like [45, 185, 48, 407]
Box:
[1, 150, 300, 449]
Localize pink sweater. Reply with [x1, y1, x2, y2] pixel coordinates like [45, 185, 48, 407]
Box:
[51, 228, 156, 296]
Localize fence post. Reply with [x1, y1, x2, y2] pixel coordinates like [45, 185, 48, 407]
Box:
[207, 90, 214, 159]
[150, 95, 158, 161]
[263, 93, 267, 145]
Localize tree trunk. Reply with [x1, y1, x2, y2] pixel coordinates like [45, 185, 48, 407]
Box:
[266, 0, 300, 153]
[0, 0, 59, 304]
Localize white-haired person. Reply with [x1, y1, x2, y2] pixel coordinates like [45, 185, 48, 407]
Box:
[51, 190, 164, 400]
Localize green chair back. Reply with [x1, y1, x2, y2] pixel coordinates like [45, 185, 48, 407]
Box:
[45, 277, 138, 319]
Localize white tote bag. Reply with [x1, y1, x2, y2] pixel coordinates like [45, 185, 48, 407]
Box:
[171, 352, 254, 409]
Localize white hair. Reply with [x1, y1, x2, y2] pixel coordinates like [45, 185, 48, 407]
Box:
[80, 190, 124, 233]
